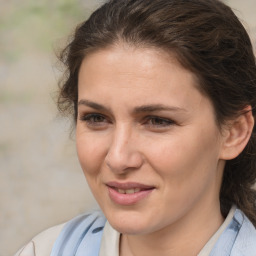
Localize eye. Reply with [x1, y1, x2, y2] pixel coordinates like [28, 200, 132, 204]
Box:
[145, 116, 175, 128]
[79, 113, 109, 128]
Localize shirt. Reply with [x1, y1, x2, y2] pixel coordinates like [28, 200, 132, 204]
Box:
[99, 206, 236, 256]
[15, 206, 256, 256]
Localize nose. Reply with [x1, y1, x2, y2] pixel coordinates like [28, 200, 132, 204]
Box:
[105, 126, 143, 174]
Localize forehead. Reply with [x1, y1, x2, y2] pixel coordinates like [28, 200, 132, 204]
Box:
[78, 45, 209, 112]
[81, 44, 192, 77]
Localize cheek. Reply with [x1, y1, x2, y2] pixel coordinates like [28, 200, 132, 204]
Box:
[76, 132, 106, 176]
[147, 134, 221, 218]
[145, 133, 189, 171]
[147, 127, 221, 184]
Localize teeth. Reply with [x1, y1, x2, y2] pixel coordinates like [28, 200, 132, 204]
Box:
[118, 189, 125, 194]
[117, 188, 141, 194]
[126, 189, 135, 194]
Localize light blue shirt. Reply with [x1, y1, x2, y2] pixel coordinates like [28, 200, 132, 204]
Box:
[50, 208, 256, 256]
[210, 208, 256, 255]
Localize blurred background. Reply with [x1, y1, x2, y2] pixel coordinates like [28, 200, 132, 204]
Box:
[0, 0, 255, 255]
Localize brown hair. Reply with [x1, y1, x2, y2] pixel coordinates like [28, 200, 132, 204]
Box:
[58, 0, 256, 225]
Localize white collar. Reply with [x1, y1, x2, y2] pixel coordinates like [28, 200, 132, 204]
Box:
[99, 221, 120, 256]
[198, 205, 236, 256]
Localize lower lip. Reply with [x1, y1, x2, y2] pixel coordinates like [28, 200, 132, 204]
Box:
[107, 187, 154, 206]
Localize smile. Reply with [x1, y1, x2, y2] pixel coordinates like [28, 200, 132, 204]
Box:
[116, 188, 141, 194]
[106, 182, 155, 205]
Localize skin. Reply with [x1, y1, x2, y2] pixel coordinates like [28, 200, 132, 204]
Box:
[76, 45, 230, 256]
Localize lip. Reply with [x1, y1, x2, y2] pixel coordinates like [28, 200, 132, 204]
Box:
[106, 181, 155, 206]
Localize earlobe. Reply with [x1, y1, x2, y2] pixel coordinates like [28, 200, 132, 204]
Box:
[220, 106, 254, 160]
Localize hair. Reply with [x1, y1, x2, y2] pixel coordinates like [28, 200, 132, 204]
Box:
[57, 0, 256, 225]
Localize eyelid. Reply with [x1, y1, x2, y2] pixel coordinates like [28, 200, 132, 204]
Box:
[78, 111, 176, 129]
[78, 112, 111, 129]
[79, 112, 106, 120]
[143, 115, 176, 127]
[78, 106, 114, 120]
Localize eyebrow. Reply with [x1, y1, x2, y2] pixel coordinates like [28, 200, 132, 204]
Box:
[78, 99, 110, 112]
[78, 99, 187, 113]
[133, 104, 187, 114]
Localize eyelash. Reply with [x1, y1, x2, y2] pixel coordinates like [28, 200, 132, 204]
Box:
[79, 113, 175, 129]
[144, 116, 175, 127]
[79, 113, 109, 126]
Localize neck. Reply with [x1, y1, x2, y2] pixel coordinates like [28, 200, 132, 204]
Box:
[120, 202, 224, 256]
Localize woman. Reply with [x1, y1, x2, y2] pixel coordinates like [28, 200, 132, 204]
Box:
[15, 0, 256, 255]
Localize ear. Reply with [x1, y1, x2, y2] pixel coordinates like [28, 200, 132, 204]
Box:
[219, 106, 254, 160]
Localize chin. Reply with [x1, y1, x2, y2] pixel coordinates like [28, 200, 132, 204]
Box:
[105, 210, 152, 235]
[111, 222, 148, 235]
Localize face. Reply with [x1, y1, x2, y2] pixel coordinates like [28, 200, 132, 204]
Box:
[76, 45, 226, 235]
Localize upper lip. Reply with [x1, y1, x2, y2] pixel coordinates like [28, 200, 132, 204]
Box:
[106, 181, 155, 190]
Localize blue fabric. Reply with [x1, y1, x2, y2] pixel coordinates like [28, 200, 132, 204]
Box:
[50, 209, 256, 256]
[50, 211, 106, 256]
[210, 209, 256, 256]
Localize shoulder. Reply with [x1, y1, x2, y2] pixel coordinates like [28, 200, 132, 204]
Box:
[14, 223, 65, 256]
[14, 211, 107, 256]
[231, 209, 256, 256]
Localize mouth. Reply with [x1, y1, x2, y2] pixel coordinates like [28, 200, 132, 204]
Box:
[106, 181, 155, 205]
[111, 187, 153, 194]
[106, 181, 155, 192]
[114, 188, 143, 194]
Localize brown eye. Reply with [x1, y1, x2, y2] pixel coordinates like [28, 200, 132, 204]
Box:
[90, 115, 106, 123]
[79, 113, 109, 128]
[145, 116, 175, 128]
